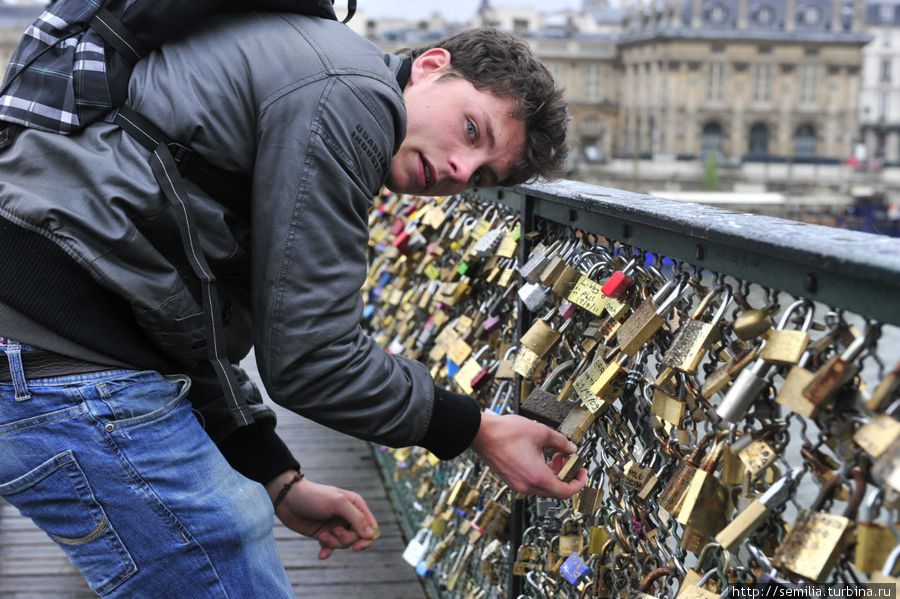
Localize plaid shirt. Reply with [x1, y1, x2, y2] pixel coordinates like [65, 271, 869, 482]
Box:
[0, 0, 347, 135]
[0, 1, 119, 134]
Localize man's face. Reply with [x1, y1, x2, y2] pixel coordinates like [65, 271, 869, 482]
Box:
[386, 49, 526, 196]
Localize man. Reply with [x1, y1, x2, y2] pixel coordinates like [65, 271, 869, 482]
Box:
[0, 10, 579, 598]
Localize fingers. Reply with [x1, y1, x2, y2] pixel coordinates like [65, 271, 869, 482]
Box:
[332, 491, 377, 540]
[540, 426, 577, 456]
[345, 491, 379, 535]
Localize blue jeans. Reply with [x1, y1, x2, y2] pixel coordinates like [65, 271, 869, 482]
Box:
[0, 345, 295, 598]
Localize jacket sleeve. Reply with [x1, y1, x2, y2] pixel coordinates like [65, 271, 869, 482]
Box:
[250, 72, 480, 455]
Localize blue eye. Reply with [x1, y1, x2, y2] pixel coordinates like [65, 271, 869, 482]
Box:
[466, 120, 477, 140]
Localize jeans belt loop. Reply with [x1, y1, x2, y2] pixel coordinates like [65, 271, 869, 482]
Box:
[3, 341, 31, 401]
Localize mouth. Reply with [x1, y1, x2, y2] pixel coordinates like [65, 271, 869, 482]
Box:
[419, 153, 434, 191]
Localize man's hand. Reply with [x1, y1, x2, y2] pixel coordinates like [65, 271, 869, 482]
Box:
[469, 411, 587, 498]
[266, 471, 378, 560]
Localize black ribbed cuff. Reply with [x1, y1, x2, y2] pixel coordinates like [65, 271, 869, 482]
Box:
[216, 419, 300, 485]
[419, 384, 482, 460]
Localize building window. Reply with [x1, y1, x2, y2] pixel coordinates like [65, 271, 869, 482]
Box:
[885, 31, 892, 49]
[800, 5, 822, 25]
[585, 65, 604, 102]
[753, 64, 773, 102]
[701, 122, 723, 159]
[794, 124, 816, 157]
[799, 65, 820, 105]
[758, 44, 772, 54]
[711, 43, 725, 54]
[880, 92, 889, 120]
[881, 59, 892, 83]
[513, 19, 529, 34]
[748, 123, 769, 156]
[804, 47, 819, 56]
[756, 5, 775, 25]
[707, 62, 725, 102]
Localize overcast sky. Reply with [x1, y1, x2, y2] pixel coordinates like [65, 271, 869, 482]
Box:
[355, 0, 592, 22]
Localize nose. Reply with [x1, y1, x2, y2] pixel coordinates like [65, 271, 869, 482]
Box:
[447, 153, 477, 184]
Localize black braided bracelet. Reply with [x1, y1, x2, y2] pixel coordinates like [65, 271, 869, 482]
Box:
[273, 471, 304, 510]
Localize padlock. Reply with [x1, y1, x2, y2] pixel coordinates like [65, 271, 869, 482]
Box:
[700, 345, 759, 399]
[600, 257, 638, 299]
[566, 259, 614, 316]
[773, 343, 819, 418]
[715, 350, 772, 424]
[538, 239, 581, 286]
[520, 361, 577, 428]
[855, 489, 898, 573]
[517, 280, 549, 312]
[577, 351, 629, 413]
[470, 485, 510, 542]
[622, 448, 659, 493]
[715, 468, 801, 552]
[658, 434, 713, 517]
[772, 471, 861, 582]
[417, 529, 457, 577]
[663, 285, 732, 374]
[487, 381, 514, 414]
[577, 471, 604, 517]
[560, 551, 592, 586]
[573, 343, 626, 409]
[452, 345, 490, 395]
[732, 303, 778, 340]
[557, 517, 585, 556]
[650, 372, 689, 427]
[402, 527, 434, 566]
[513, 526, 541, 576]
[854, 413, 900, 461]
[549, 246, 592, 299]
[558, 405, 599, 444]
[760, 300, 814, 366]
[616, 277, 687, 356]
[518, 239, 563, 282]
[676, 439, 734, 538]
[514, 309, 571, 377]
[868, 358, 900, 412]
[734, 424, 788, 476]
[802, 323, 878, 409]
[557, 449, 587, 483]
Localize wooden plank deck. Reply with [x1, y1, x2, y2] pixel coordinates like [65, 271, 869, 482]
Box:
[0, 360, 427, 598]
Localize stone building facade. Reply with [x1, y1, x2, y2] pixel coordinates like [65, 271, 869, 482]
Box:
[860, 1, 900, 165]
[617, 0, 871, 164]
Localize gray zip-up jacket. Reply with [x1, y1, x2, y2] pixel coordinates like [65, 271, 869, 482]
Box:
[0, 13, 480, 468]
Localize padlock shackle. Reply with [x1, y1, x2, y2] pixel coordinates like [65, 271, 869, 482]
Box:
[638, 566, 674, 592]
[775, 299, 815, 332]
[841, 322, 880, 361]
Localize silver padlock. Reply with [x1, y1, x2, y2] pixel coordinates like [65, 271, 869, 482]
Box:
[519, 239, 563, 282]
[402, 528, 434, 566]
[518, 281, 548, 312]
[716, 299, 813, 423]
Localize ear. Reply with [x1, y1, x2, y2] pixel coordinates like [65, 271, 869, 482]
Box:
[409, 48, 452, 85]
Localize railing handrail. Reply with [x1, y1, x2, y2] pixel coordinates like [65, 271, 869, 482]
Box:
[474, 179, 900, 326]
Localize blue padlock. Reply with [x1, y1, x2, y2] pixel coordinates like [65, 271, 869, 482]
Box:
[446, 357, 461, 377]
[560, 553, 591, 585]
[415, 561, 434, 578]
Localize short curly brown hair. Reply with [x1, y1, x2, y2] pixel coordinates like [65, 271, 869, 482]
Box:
[406, 28, 569, 186]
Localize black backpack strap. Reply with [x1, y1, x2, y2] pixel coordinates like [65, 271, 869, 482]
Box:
[114, 105, 253, 427]
[90, 7, 148, 66]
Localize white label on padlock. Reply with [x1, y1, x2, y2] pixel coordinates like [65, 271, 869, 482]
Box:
[402, 529, 432, 566]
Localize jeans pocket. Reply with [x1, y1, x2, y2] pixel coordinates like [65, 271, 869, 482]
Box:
[0, 450, 136, 596]
[93, 371, 191, 423]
